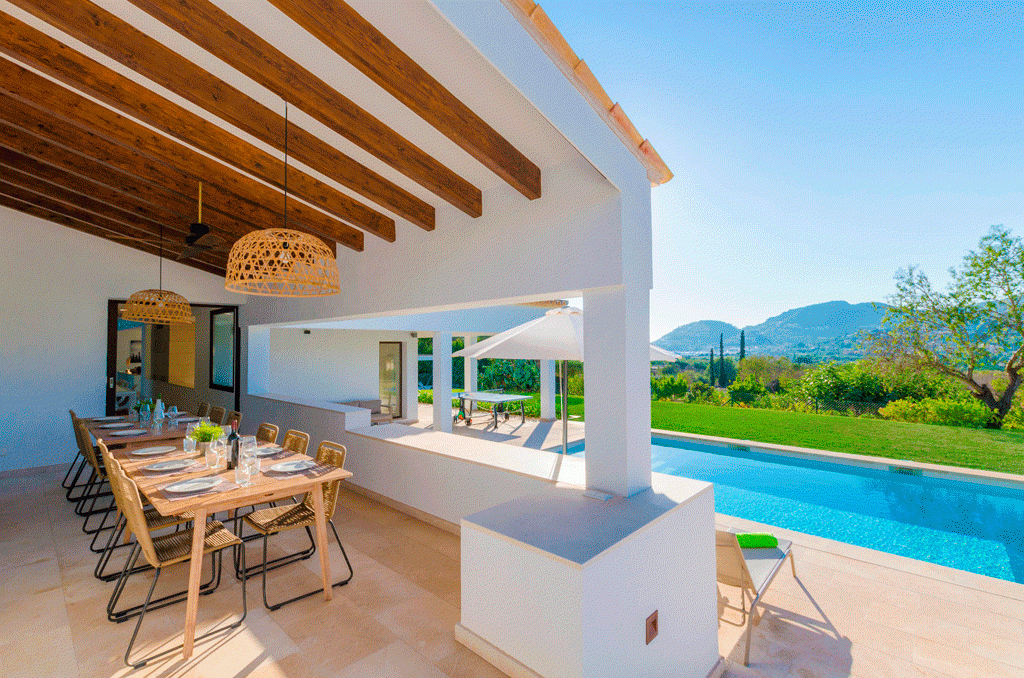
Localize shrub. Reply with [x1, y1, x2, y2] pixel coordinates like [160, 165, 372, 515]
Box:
[568, 372, 585, 396]
[878, 398, 996, 428]
[727, 375, 767, 404]
[684, 381, 723, 404]
[190, 423, 224, 442]
[652, 375, 688, 401]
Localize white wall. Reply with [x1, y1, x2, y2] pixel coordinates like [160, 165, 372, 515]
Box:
[265, 328, 417, 418]
[0, 209, 244, 472]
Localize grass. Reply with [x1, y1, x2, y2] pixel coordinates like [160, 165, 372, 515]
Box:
[652, 401, 1024, 475]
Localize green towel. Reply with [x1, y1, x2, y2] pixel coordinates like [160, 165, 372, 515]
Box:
[736, 533, 778, 548]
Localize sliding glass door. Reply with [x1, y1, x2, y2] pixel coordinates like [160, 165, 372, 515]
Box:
[379, 342, 402, 419]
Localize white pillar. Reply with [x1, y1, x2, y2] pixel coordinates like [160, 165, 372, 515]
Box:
[432, 332, 453, 433]
[464, 335, 478, 392]
[582, 286, 652, 497]
[403, 337, 418, 421]
[539, 359, 556, 421]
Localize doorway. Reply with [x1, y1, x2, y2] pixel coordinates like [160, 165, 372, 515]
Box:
[379, 342, 403, 419]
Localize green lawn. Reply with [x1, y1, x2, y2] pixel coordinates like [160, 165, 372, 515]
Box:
[652, 401, 1024, 475]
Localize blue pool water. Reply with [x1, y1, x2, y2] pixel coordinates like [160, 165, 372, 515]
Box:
[571, 438, 1024, 582]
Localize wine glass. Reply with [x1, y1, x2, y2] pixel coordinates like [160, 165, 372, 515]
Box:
[206, 437, 222, 469]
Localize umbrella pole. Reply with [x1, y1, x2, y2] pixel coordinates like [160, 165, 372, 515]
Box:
[561, 360, 568, 455]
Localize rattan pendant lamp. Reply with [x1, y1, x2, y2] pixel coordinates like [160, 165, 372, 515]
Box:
[122, 225, 195, 324]
[224, 103, 340, 297]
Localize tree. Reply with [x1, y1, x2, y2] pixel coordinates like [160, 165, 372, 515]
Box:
[718, 333, 727, 387]
[739, 330, 746, 361]
[871, 225, 1024, 427]
[708, 348, 715, 384]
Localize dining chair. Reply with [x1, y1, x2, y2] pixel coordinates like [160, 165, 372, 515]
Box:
[225, 410, 242, 429]
[255, 423, 279, 445]
[70, 416, 117, 537]
[92, 441, 194, 583]
[63, 410, 91, 495]
[106, 458, 246, 668]
[195, 402, 211, 418]
[281, 429, 311, 456]
[208, 406, 227, 425]
[239, 441, 353, 610]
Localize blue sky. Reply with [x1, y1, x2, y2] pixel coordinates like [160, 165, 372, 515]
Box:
[540, 1, 1024, 338]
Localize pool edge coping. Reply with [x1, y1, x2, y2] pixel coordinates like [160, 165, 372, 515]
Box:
[652, 427, 1024, 491]
[714, 512, 1024, 601]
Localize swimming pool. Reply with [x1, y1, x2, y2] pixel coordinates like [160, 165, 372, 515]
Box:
[571, 437, 1024, 582]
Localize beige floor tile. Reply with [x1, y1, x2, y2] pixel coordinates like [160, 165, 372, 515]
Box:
[374, 592, 460, 664]
[912, 636, 1017, 678]
[335, 640, 450, 678]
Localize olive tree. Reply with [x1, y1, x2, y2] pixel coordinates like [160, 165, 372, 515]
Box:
[872, 226, 1024, 427]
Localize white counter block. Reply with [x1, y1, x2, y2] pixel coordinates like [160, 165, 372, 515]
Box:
[459, 481, 719, 678]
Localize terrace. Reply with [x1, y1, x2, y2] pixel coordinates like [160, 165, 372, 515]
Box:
[1, 1, 1020, 677]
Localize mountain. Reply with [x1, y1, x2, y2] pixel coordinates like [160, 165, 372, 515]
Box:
[653, 301, 888, 358]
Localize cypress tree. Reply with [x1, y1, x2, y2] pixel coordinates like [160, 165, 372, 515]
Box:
[708, 348, 715, 383]
[718, 334, 727, 387]
[739, 330, 746, 362]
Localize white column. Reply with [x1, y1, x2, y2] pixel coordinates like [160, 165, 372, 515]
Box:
[539, 359, 556, 421]
[432, 332, 453, 433]
[582, 286, 652, 497]
[464, 335, 478, 392]
[403, 337, 418, 421]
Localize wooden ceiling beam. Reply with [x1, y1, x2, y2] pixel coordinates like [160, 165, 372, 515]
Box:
[0, 192, 227, 276]
[0, 172, 229, 269]
[125, 0, 483, 217]
[0, 121, 256, 240]
[0, 183, 228, 273]
[0, 66, 361, 251]
[0, 145, 195, 232]
[0, 99, 265, 243]
[270, 0, 542, 201]
[5, 0, 435, 231]
[0, 10, 395, 242]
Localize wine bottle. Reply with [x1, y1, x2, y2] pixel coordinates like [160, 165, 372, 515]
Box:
[227, 422, 240, 470]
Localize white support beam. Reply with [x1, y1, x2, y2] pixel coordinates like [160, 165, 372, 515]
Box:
[582, 287, 652, 496]
[433, 332, 453, 433]
[464, 335, 478, 392]
[539, 359, 556, 421]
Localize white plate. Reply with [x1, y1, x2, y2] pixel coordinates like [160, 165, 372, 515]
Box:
[111, 428, 147, 436]
[254, 446, 283, 458]
[131, 445, 177, 456]
[163, 476, 223, 494]
[94, 416, 125, 422]
[175, 416, 200, 423]
[269, 459, 316, 473]
[144, 459, 193, 472]
[99, 422, 133, 429]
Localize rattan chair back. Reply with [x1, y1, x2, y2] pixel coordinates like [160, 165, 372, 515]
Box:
[196, 402, 211, 418]
[300, 442, 347, 519]
[282, 429, 310, 456]
[106, 453, 161, 568]
[255, 423, 279, 445]
[71, 412, 103, 475]
[208, 406, 226, 425]
[225, 410, 242, 429]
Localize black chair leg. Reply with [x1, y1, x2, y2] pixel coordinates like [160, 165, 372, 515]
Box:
[260, 520, 354, 611]
[108, 547, 222, 623]
[124, 549, 248, 668]
[233, 524, 316, 581]
[62, 454, 85, 490]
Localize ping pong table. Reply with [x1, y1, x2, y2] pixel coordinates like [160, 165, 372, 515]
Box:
[454, 391, 532, 428]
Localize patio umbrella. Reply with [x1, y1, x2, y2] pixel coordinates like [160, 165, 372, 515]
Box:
[455, 306, 679, 453]
[454, 306, 582, 453]
[649, 344, 679, 362]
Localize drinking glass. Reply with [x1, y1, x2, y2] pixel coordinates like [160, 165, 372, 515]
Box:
[183, 435, 196, 454]
[241, 435, 257, 456]
[234, 458, 251, 486]
[200, 416, 211, 426]
[244, 453, 260, 483]
[206, 439, 221, 469]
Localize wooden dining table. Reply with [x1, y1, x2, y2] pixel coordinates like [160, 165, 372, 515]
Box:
[85, 416, 199, 446]
[100, 435, 352, 659]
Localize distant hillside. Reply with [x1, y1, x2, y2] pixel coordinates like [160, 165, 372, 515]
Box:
[654, 301, 888, 358]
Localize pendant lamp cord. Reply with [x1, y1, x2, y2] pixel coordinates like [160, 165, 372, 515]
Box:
[283, 101, 289, 229]
[158, 223, 163, 291]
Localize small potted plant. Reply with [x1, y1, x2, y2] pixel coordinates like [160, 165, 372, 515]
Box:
[132, 398, 154, 422]
[189, 422, 224, 454]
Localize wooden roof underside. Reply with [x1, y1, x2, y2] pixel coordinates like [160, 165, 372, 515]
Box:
[0, 0, 544, 276]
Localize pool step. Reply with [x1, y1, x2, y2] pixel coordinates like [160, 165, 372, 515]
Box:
[888, 465, 923, 476]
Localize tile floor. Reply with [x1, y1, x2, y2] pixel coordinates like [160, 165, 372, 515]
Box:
[4, 460, 1022, 678]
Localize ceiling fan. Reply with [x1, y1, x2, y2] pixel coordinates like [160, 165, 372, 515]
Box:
[108, 183, 228, 260]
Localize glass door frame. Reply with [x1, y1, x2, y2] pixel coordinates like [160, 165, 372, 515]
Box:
[379, 341, 403, 420]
